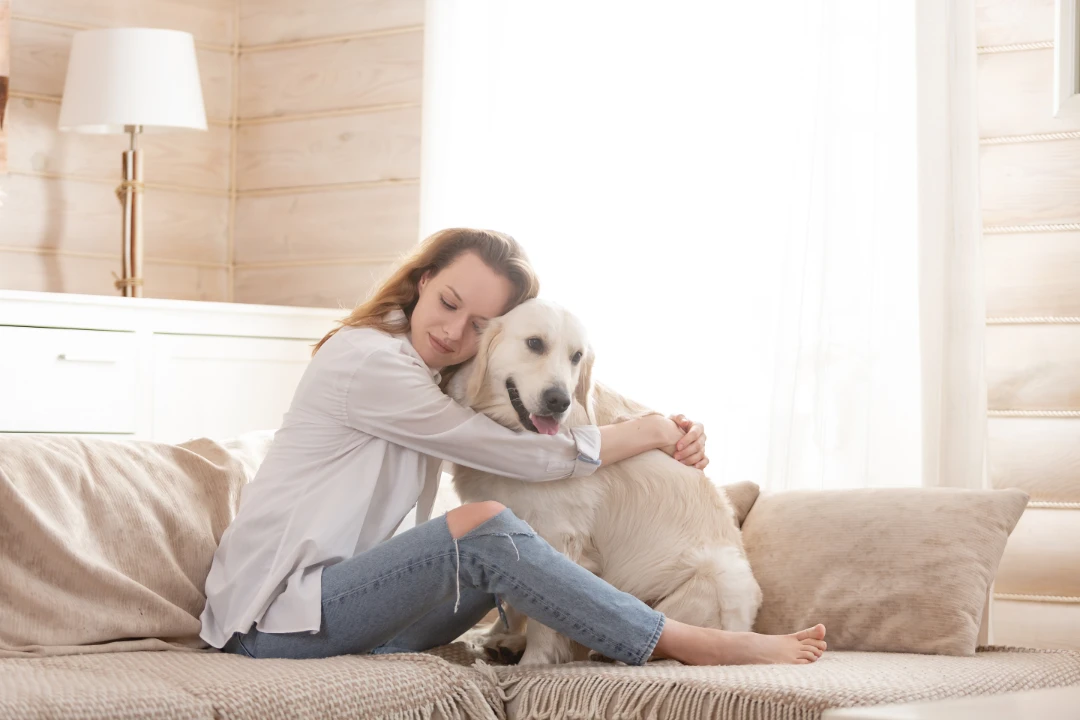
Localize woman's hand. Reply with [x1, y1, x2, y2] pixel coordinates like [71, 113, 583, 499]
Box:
[651, 415, 687, 459]
[669, 414, 708, 470]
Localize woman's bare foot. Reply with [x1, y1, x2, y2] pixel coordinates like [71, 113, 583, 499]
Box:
[653, 620, 827, 666]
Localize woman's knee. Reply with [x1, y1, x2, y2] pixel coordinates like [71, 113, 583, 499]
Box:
[446, 501, 506, 539]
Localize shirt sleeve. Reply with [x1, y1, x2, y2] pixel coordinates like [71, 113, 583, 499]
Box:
[344, 347, 601, 482]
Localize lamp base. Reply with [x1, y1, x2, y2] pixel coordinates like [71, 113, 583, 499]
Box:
[116, 124, 144, 298]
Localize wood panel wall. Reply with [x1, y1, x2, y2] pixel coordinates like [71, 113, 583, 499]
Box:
[976, 0, 1080, 650]
[232, 0, 424, 308]
[0, 0, 424, 307]
[0, 0, 235, 301]
[1, 0, 10, 175]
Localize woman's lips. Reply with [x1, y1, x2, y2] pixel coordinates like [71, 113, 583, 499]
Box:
[429, 333, 454, 354]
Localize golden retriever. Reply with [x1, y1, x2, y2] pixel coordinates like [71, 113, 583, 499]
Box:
[446, 299, 762, 665]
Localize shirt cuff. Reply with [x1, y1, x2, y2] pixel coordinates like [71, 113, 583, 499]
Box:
[569, 425, 602, 477]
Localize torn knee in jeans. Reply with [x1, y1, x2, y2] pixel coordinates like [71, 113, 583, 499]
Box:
[454, 538, 462, 612]
[493, 533, 521, 559]
[451, 517, 536, 614]
[495, 595, 509, 630]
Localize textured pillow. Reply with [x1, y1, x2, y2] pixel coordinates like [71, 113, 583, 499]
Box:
[721, 481, 760, 528]
[741, 487, 1028, 656]
[0, 433, 265, 657]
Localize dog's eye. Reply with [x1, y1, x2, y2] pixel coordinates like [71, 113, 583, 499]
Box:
[526, 337, 544, 353]
[571, 351, 583, 365]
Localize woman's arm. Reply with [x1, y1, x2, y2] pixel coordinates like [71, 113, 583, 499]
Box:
[598, 415, 685, 466]
[345, 347, 675, 482]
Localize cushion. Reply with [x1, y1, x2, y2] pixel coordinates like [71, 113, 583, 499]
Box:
[741, 487, 1029, 656]
[0, 433, 266, 657]
[461, 646, 1080, 720]
[0, 649, 500, 720]
[721, 480, 759, 527]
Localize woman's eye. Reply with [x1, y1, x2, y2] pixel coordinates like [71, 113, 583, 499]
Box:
[441, 298, 457, 311]
[473, 322, 483, 333]
[526, 337, 544, 353]
[571, 351, 583, 364]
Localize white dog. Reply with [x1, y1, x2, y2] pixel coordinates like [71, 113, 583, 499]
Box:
[447, 299, 763, 665]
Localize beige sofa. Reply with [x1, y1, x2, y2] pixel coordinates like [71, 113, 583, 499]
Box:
[1, 433, 1078, 720]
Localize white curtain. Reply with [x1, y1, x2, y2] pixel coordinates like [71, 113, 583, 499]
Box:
[420, 0, 985, 491]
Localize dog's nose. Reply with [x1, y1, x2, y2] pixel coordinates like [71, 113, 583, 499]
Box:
[542, 387, 571, 414]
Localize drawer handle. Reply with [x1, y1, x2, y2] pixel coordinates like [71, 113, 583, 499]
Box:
[57, 353, 119, 365]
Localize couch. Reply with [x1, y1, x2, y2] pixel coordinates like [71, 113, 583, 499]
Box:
[1, 433, 1078, 720]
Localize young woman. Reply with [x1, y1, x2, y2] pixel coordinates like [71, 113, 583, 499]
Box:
[200, 228, 826, 666]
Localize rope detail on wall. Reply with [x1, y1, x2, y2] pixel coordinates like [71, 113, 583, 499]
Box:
[978, 41, 1054, 54]
[982, 130, 1080, 145]
[995, 593, 1080, 604]
[989, 410, 1080, 418]
[984, 223, 1080, 234]
[987, 317, 1080, 325]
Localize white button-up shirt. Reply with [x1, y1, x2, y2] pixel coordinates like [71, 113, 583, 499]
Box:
[199, 320, 601, 648]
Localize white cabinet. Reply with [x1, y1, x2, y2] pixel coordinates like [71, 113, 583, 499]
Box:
[0, 290, 341, 441]
[0, 326, 138, 433]
[151, 334, 314, 443]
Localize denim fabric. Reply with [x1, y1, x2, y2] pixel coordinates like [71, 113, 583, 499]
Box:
[220, 508, 664, 665]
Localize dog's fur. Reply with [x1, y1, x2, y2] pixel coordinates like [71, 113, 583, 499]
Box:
[447, 299, 763, 665]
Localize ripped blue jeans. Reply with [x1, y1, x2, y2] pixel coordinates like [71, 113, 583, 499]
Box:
[220, 508, 665, 665]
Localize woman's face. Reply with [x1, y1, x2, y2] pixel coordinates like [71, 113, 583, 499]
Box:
[410, 251, 513, 370]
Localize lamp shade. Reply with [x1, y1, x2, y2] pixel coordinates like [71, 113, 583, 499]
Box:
[58, 28, 207, 134]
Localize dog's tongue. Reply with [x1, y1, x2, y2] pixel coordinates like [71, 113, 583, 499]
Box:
[530, 414, 560, 435]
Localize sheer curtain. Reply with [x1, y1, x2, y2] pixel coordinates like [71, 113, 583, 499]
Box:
[420, 0, 984, 491]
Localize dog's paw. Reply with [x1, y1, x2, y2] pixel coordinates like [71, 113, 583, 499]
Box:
[517, 648, 553, 666]
[482, 631, 526, 665]
[519, 638, 576, 666]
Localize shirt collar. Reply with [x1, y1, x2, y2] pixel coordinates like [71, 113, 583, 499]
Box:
[387, 309, 442, 383]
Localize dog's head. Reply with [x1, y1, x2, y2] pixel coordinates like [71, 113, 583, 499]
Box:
[451, 299, 594, 433]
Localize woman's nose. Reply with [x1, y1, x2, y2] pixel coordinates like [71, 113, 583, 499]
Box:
[445, 315, 468, 341]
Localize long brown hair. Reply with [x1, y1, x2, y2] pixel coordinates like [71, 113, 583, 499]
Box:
[313, 228, 539, 380]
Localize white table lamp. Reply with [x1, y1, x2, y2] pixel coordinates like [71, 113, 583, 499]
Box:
[58, 28, 207, 297]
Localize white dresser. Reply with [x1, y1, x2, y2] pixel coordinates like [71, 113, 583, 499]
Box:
[0, 290, 343, 443]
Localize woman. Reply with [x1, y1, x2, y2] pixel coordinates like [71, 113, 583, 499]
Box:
[200, 228, 826, 666]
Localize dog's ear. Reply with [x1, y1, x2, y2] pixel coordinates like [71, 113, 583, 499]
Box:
[574, 346, 596, 423]
[465, 320, 503, 404]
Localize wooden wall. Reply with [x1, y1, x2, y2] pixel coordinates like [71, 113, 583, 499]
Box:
[0, 0, 235, 301]
[976, 0, 1080, 650]
[0, 0, 424, 307]
[1, 0, 9, 175]
[233, 0, 423, 307]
